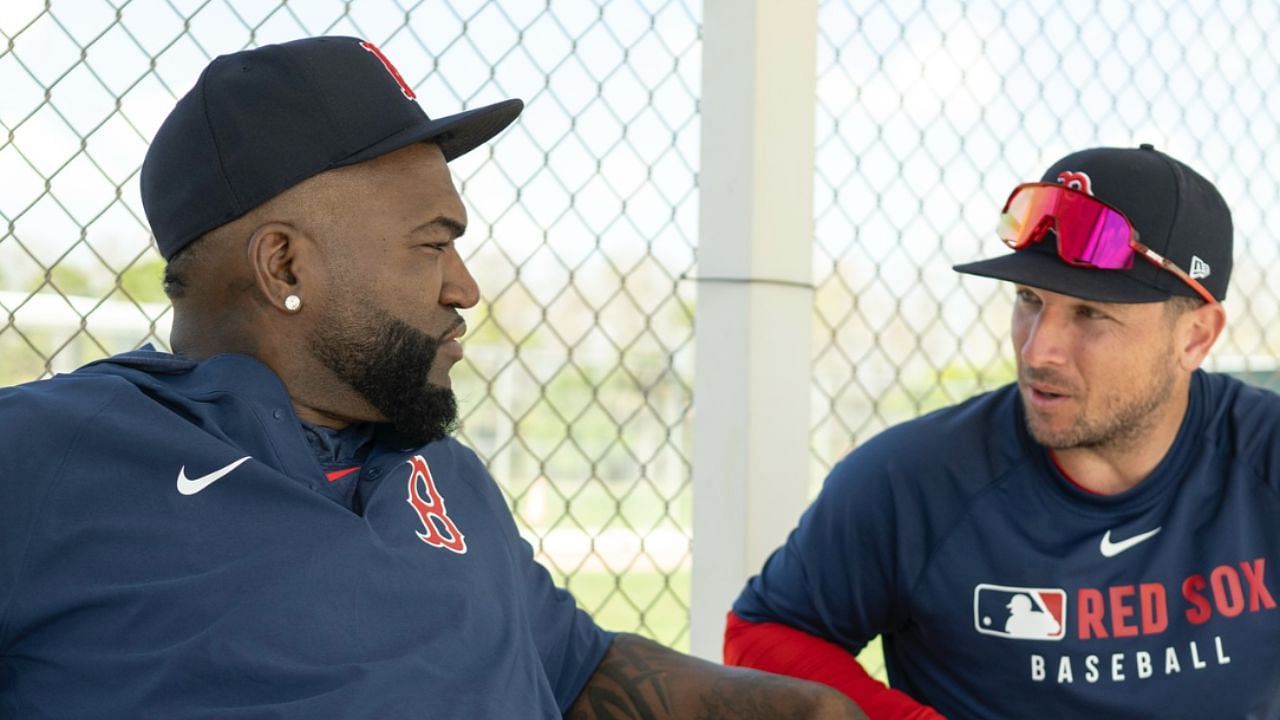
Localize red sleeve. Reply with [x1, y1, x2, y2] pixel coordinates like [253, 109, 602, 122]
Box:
[723, 611, 944, 720]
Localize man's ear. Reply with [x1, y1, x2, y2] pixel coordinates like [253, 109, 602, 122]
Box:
[1177, 301, 1226, 372]
[246, 222, 319, 313]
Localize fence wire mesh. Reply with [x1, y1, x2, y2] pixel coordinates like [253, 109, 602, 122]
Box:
[807, 0, 1280, 678]
[811, 0, 1280, 476]
[4, 0, 1280, 676]
[0, 0, 700, 650]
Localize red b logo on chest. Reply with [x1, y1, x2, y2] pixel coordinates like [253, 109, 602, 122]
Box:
[405, 455, 467, 554]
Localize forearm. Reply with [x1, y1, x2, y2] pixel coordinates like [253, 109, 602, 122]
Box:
[724, 612, 943, 720]
[567, 633, 865, 720]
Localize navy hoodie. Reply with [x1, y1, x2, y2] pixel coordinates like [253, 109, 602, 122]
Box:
[0, 349, 611, 718]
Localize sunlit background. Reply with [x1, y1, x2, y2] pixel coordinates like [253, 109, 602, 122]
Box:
[4, 0, 1279, 678]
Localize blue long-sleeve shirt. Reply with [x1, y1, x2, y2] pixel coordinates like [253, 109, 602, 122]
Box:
[0, 349, 611, 718]
[735, 370, 1280, 718]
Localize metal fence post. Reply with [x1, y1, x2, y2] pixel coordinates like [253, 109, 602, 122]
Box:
[691, 0, 818, 661]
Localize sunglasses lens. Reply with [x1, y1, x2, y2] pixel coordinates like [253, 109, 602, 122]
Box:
[998, 184, 1136, 269]
[992, 182, 1214, 303]
[998, 185, 1059, 248]
[1053, 190, 1135, 269]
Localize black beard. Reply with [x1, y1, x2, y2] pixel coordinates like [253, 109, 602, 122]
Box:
[310, 309, 458, 447]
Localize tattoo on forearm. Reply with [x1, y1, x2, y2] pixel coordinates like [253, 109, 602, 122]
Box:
[567, 634, 862, 720]
[567, 636, 672, 719]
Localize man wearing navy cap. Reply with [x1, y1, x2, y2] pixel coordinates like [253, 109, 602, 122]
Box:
[0, 37, 862, 718]
[727, 145, 1280, 718]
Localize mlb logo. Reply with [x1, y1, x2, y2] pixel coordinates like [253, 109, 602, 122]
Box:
[973, 583, 1067, 641]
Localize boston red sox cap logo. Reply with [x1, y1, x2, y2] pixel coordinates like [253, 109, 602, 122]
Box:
[359, 40, 417, 100]
[405, 455, 467, 554]
[1056, 170, 1093, 194]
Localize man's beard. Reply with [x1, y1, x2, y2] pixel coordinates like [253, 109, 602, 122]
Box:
[1021, 359, 1176, 454]
[310, 307, 458, 447]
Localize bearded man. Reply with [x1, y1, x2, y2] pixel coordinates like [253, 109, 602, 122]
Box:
[0, 35, 862, 720]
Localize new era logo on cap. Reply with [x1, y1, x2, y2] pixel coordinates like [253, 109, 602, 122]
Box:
[1190, 255, 1211, 280]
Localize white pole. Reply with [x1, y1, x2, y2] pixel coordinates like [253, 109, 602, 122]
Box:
[691, 0, 818, 661]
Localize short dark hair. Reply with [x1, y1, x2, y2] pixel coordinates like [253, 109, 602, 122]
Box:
[162, 234, 210, 300]
[1164, 294, 1207, 318]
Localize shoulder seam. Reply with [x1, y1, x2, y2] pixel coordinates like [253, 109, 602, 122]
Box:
[902, 444, 1033, 604]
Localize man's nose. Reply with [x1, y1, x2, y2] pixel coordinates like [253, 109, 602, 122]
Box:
[1020, 308, 1069, 368]
[440, 248, 480, 309]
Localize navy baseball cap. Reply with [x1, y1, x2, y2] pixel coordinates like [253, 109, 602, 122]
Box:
[141, 36, 523, 260]
[954, 144, 1233, 302]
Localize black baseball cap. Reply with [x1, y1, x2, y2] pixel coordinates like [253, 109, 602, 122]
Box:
[141, 36, 523, 260]
[953, 144, 1233, 302]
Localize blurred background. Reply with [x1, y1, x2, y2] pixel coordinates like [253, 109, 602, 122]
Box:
[4, 0, 1279, 678]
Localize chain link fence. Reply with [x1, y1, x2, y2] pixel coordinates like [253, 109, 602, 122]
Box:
[4, 0, 1280, 675]
[807, 0, 1280, 676]
[0, 0, 700, 650]
[810, 0, 1280, 478]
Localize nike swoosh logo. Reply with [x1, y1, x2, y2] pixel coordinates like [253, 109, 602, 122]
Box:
[176, 456, 251, 495]
[1099, 527, 1162, 557]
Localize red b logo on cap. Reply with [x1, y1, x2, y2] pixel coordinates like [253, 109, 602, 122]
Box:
[1056, 171, 1093, 195]
[360, 41, 417, 100]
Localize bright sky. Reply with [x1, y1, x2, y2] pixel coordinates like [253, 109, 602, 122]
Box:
[4, 0, 1279, 403]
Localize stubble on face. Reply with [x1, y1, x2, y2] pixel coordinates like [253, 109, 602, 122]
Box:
[1020, 336, 1179, 454]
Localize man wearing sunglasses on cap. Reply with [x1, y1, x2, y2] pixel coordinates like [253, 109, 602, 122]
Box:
[0, 36, 864, 719]
[725, 145, 1280, 718]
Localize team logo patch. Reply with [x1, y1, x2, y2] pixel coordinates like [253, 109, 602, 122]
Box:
[405, 455, 467, 554]
[974, 583, 1067, 641]
[359, 40, 417, 100]
[1055, 170, 1093, 194]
